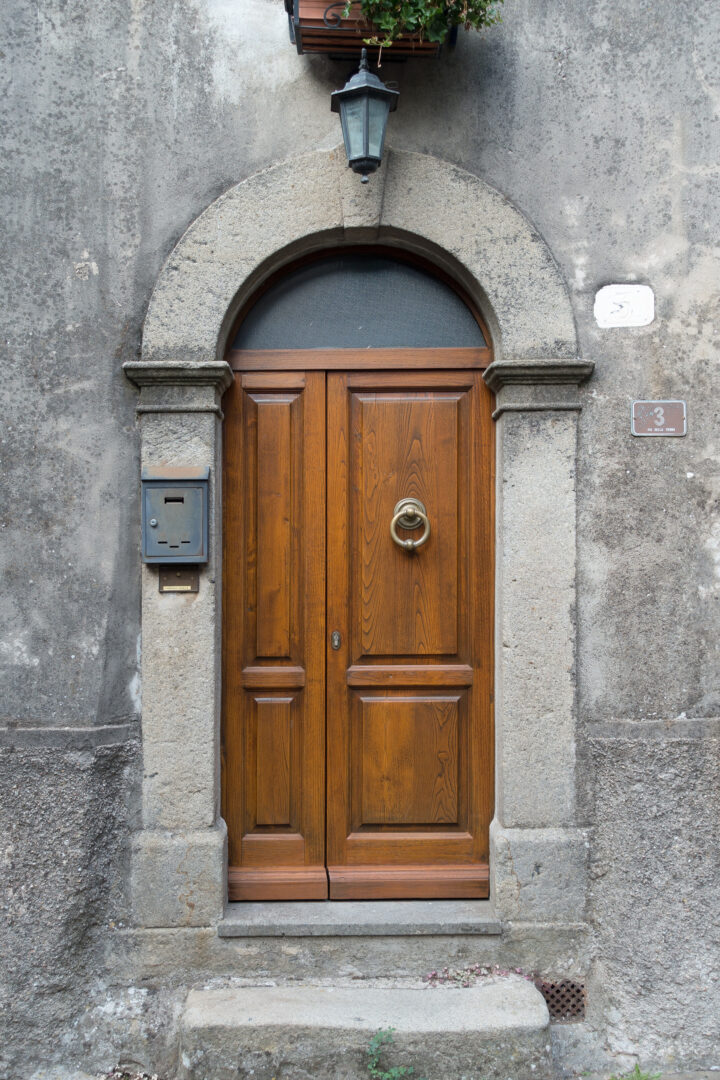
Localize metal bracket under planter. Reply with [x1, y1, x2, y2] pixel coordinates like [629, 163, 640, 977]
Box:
[284, 0, 447, 59]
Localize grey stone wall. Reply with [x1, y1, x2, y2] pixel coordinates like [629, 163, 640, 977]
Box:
[2, 0, 718, 1075]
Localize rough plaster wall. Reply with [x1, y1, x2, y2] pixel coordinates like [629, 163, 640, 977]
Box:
[0, 743, 140, 1078]
[588, 728, 720, 1067]
[4, 3, 717, 724]
[1, 0, 719, 1074]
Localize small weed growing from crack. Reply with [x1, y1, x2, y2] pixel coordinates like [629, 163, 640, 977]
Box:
[368, 1028, 426, 1080]
[608, 1067, 662, 1080]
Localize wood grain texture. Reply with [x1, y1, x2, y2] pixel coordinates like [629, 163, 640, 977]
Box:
[224, 360, 494, 901]
[255, 697, 292, 826]
[326, 370, 494, 895]
[228, 866, 328, 901]
[343, 831, 474, 861]
[255, 395, 292, 656]
[356, 393, 459, 656]
[240, 832, 306, 866]
[360, 696, 459, 825]
[327, 864, 489, 900]
[241, 372, 306, 389]
[347, 664, 473, 686]
[222, 370, 326, 897]
[241, 666, 306, 689]
[228, 348, 491, 371]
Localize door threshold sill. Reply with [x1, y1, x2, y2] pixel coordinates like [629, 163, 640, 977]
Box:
[217, 899, 502, 938]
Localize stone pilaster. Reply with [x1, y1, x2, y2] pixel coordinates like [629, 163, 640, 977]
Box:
[484, 359, 593, 924]
[124, 360, 232, 927]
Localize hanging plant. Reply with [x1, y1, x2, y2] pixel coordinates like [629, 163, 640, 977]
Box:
[343, 0, 504, 48]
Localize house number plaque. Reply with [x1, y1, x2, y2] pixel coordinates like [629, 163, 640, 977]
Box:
[631, 400, 686, 437]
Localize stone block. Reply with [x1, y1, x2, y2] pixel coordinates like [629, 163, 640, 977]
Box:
[495, 409, 579, 827]
[491, 820, 588, 922]
[217, 899, 502, 937]
[131, 824, 226, 928]
[178, 981, 551, 1080]
[136, 401, 222, 832]
[110, 919, 592, 986]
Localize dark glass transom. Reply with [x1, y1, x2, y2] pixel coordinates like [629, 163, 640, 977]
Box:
[232, 253, 486, 350]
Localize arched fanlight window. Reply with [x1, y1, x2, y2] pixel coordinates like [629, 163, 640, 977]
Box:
[230, 251, 487, 351]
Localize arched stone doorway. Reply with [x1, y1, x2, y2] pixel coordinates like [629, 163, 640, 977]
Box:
[124, 146, 592, 929]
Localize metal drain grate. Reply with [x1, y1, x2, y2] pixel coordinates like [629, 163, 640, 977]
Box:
[535, 978, 586, 1021]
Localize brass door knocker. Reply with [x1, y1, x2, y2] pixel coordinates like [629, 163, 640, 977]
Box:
[390, 498, 430, 552]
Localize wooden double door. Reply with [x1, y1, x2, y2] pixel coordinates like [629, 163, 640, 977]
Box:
[223, 365, 493, 900]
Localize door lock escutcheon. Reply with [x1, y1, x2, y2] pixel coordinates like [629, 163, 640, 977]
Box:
[331, 630, 342, 650]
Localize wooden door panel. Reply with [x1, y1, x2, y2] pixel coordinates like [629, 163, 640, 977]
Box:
[222, 371, 327, 900]
[247, 388, 301, 662]
[255, 397, 293, 656]
[355, 394, 459, 656]
[356, 694, 461, 826]
[327, 371, 493, 899]
[253, 695, 294, 827]
[228, 347, 492, 371]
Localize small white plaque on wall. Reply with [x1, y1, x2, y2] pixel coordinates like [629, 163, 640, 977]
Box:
[594, 284, 655, 328]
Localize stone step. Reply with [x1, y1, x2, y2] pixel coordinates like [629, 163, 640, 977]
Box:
[217, 899, 503, 938]
[178, 979, 551, 1080]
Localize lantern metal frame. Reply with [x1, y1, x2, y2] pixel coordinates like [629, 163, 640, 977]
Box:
[331, 48, 399, 181]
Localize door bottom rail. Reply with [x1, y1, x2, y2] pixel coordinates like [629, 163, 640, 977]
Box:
[228, 863, 489, 901]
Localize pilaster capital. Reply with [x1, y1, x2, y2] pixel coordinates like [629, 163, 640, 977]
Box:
[123, 360, 234, 393]
[484, 359, 594, 419]
[483, 358, 594, 393]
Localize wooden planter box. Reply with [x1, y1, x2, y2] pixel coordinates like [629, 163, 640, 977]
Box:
[285, 0, 443, 58]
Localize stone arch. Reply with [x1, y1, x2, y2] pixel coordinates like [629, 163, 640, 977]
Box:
[141, 145, 578, 367]
[125, 146, 592, 929]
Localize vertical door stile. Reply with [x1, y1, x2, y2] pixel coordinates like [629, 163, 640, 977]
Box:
[223, 370, 327, 900]
[326, 372, 351, 876]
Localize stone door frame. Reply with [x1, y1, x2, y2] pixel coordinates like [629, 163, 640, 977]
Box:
[124, 146, 593, 929]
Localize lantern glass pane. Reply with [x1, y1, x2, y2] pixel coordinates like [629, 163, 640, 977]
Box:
[367, 96, 390, 159]
[341, 96, 367, 160]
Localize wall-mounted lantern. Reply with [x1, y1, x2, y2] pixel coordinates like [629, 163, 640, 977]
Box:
[331, 49, 399, 183]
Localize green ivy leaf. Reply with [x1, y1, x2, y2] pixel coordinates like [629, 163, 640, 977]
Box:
[356, 0, 503, 45]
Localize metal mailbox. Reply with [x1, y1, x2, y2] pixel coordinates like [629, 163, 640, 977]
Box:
[141, 466, 209, 564]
